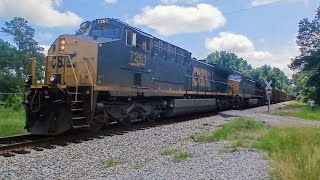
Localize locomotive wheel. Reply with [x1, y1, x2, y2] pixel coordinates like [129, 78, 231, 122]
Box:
[120, 109, 141, 126]
[90, 113, 106, 131]
[146, 112, 159, 124]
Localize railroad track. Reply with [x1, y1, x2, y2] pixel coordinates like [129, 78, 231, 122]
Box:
[0, 135, 57, 157]
[0, 112, 217, 157]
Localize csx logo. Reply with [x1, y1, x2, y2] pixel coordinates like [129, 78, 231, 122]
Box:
[192, 67, 211, 87]
[52, 56, 64, 68]
[51, 56, 74, 68]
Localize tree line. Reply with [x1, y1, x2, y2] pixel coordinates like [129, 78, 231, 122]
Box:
[289, 5, 320, 103]
[0, 17, 45, 95]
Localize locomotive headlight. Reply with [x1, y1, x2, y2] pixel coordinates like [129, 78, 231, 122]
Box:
[24, 75, 33, 86]
[49, 73, 62, 84]
[59, 38, 66, 51]
[49, 75, 56, 83]
[59, 45, 65, 51]
[60, 39, 66, 45]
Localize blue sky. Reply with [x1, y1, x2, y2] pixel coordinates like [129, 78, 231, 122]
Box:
[0, 0, 318, 77]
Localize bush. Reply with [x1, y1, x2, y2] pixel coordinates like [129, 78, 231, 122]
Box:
[3, 95, 23, 110]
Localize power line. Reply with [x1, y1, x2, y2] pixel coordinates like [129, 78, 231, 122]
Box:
[222, 0, 289, 16]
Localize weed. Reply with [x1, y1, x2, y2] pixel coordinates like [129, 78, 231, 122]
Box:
[102, 157, 120, 168]
[161, 148, 179, 155]
[161, 147, 192, 162]
[190, 117, 265, 142]
[173, 152, 192, 162]
[190, 117, 320, 179]
[273, 101, 320, 120]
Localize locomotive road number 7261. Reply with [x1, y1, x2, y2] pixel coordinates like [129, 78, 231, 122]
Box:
[129, 51, 147, 68]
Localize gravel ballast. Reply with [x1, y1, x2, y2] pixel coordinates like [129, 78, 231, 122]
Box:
[0, 106, 276, 180]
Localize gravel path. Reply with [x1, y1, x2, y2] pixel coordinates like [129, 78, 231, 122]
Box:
[220, 102, 320, 127]
[0, 108, 275, 180]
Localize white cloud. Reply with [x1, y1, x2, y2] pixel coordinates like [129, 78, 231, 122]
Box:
[160, 0, 201, 4]
[205, 32, 298, 77]
[251, 0, 309, 7]
[37, 32, 53, 41]
[0, 0, 83, 27]
[133, 4, 226, 36]
[40, 45, 50, 56]
[104, 0, 117, 4]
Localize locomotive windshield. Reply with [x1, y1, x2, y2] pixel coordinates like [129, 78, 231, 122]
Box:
[89, 19, 121, 39]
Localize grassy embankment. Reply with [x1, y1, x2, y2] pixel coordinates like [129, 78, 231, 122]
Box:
[190, 117, 320, 180]
[0, 108, 27, 137]
[272, 101, 320, 120]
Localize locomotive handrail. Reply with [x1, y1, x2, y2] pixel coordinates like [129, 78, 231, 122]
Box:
[47, 55, 79, 103]
[81, 58, 94, 111]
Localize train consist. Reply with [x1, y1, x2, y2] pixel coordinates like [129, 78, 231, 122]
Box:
[23, 18, 294, 135]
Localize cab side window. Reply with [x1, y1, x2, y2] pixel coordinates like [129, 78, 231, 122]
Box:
[126, 30, 136, 47]
[136, 35, 150, 52]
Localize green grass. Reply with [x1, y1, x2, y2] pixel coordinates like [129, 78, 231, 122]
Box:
[190, 117, 320, 179]
[283, 101, 305, 108]
[190, 117, 265, 142]
[173, 152, 192, 162]
[252, 128, 320, 180]
[161, 148, 192, 162]
[102, 157, 120, 168]
[273, 101, 320, 121]
[0, 108, 27, 137]
[161, 148, 179, 155]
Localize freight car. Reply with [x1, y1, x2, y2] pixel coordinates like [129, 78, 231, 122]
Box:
[23, 18, 292, 135]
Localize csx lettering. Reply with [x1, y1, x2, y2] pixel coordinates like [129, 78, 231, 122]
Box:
[51, 56, 67, 68]
[192, 67, 211, 87]
[129, 51, 147, 68]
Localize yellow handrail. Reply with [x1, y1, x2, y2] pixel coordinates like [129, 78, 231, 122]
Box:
[81, 58, 94, 111]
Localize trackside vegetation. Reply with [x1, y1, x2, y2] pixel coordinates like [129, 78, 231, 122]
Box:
[0, 96, 27, 137]
[161, 148, 192, 162]
[272, 101, 320, 121]
[190, 117, 320, 179]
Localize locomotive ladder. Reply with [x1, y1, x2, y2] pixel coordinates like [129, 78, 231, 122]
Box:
[68, 58, 94, 128]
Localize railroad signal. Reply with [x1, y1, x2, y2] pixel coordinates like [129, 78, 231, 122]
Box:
[266, 90, 272, 97]
[265, 80, 272, 90]
[265, 80, 273, 113]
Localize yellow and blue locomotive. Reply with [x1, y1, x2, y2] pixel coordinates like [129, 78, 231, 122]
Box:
[23, 18, 292, 135]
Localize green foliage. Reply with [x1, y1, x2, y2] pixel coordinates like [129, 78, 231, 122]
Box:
[102, 157, 120, 168]
[252, 127, 320, 180]
[190, 115, 320, 179]
[253, 65, 291, 92]
[161, 148, 192, 162]
[190, 117, 264, 142]
[206, 51, 254, 77]
[161, 148, 179, 155]
[0, 108, 27, 137]
[173, 152, 192, 162]
[273, 103, 320, 121]
[0, 17, 45, 92]
[3, 95, 23, 110]
[289, 5, 320, 103]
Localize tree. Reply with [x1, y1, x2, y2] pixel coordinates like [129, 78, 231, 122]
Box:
[206, 51, 254, 77]
[1, 17, 45, 91]
[289, 5, 320, 102]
